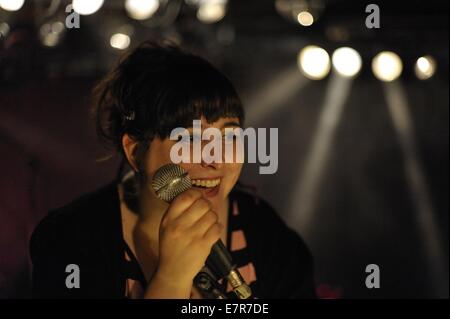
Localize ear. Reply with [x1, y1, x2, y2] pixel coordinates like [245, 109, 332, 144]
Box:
[122, 134, 140, 172]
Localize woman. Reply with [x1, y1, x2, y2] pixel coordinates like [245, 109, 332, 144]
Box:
[30, 40, 316, 299]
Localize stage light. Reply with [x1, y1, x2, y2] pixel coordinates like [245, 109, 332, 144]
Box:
[297, 11, 314, 26]
[39, 21, 65, 47]
[51, 21, 64, 34]
[0, 22, 10, 38]
[276, 0, 324, 27]
[110, 33, 130, 50]
[415, 55, 436, 80]
[332, 47, 362, 78]
[197, 0, 227, 24]
[372, 51, 403, 82]
[125, 0, 159, 20]
[297, 45, 330, 80]
[0, 0, 24, 11]
[72, 0, 103, 16]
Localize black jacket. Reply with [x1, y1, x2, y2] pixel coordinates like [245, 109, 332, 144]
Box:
[30, 182, 316, 298]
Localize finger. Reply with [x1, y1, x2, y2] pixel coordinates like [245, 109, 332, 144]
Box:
[165, 189, 203, 221]
[202, 222, 223, 245]
[190, 210, 220, 238]
[175, 198, 212, 228]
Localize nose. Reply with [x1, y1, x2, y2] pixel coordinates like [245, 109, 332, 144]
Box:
[200, 140, 223, 170]
[200, 159, 222, 170]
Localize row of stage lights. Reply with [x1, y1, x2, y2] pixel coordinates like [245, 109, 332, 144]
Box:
[0, 0, 320, 27]
[0, 0, 228, 24]
[1, 0, 228, 48]
[48, 0, 320, 27]
[298, 46, 437, 82]
[0, 1, 439, 82]
[108, 36, 437, 83]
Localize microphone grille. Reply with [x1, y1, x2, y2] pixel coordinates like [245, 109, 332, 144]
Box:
[151, 164, 192, 202]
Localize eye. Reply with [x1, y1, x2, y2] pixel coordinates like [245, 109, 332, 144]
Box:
[223, 131, 237, 144]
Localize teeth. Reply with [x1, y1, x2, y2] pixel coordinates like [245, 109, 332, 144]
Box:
[192, 178, 220, 188]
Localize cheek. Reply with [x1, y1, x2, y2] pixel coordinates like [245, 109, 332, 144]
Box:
[143, 141, 174, 178]
[223, 163, 243, 189]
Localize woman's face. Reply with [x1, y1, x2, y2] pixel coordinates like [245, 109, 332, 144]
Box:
[141, 116, 243, 210]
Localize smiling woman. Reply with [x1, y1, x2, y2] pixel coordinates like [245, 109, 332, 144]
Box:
[29, 39, 316, 299]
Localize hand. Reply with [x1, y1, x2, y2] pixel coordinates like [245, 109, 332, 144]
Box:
[145, 189, 223, 298]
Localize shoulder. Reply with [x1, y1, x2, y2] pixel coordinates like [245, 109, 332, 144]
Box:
[30, 182, 120, 258]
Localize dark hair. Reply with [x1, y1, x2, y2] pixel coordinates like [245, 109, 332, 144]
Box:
[93, 39, 245, 170]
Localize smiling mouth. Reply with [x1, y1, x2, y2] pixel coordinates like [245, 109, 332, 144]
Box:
[191, 178, 221, 189]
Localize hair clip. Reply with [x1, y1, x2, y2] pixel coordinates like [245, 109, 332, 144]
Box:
[125, 111, 135, 121]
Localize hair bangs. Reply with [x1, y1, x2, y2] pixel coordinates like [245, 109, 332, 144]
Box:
[148, 56, 245, 139]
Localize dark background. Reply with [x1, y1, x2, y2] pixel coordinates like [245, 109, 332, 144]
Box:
[0, 0, 448, 298]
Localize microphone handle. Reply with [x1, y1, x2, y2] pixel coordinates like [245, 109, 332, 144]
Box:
[205, 239, 235, 279]
[205, 239, 253, 299]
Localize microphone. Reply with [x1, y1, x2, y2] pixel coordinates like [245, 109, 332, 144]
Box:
[151, 163, 252, 299]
